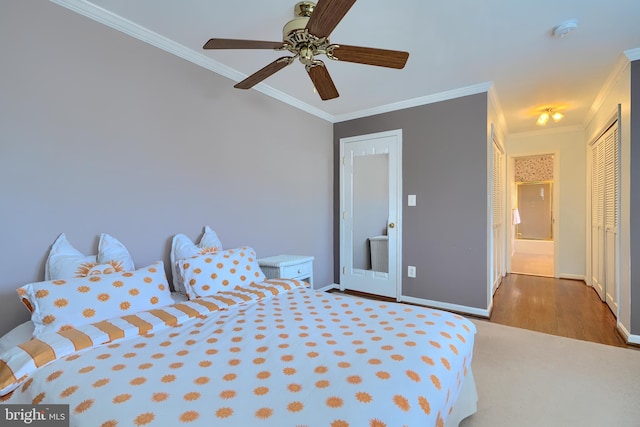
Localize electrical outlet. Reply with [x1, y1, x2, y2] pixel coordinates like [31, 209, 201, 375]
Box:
[407, 266, 416, 278]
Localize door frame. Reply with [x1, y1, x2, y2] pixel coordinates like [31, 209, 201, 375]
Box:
[506, 151, 560, 278]
[339, 129, 403, 300]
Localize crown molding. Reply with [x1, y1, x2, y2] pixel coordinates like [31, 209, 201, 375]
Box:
[583, 52, 631, 128]
[508, 124, 584, 139]
[488, 84, 508, 137]
[50, 0, 493, 124]
[332, 82, 492, 123]
[50, 0, 334, 122]
[624, 48, 640, 61]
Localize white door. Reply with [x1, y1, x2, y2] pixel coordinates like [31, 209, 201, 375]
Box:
[591, 140, 605, 301]
[491, 131, 505, 294]
[590, 117, 619, 314]
[603, 123, 619, 313]
[340, 130, 402, 299]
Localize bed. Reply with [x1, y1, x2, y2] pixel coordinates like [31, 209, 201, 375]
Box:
[0, 231, 477, 426]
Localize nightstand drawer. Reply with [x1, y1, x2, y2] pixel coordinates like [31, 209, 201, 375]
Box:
[281, 261, 312, 279]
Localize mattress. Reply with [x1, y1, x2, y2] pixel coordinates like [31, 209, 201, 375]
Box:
[1, 280, 476, 426]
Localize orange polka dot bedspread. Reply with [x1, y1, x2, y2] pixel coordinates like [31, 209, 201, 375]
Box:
[1, 280, 476, 427]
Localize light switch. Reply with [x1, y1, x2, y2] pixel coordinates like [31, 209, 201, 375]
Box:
[408, 195, 417, 206]
[408, 266, 417, 278]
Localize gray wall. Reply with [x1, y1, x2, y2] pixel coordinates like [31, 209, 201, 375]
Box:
[334, 94, 489, 309]
[631, 59, 640, 335]
[0, 0, 334, 336]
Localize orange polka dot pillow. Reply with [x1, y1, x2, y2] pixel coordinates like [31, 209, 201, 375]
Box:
[17, 261, 173, 337]
[178, 247, 265, 299]
[170, 226, 223, 295]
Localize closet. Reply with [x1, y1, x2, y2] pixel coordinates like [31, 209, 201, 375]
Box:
[491, 127, 505, 293]
[590, 116, 620, 314]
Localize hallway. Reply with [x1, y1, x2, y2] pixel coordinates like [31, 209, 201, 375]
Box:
[510, 251, 553, 277]
[490, 274, 629, 348]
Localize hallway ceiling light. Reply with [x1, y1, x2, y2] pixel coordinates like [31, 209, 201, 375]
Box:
[536, 108, 564, 126]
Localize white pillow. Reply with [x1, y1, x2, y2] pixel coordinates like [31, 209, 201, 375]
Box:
[0, 321, 34, 354]
[44, 233, 97, 281]
[170, 226, 222, 295]
[178, 247, 265, 299]
[44, 233, 135, 280]
[18, 261, 173, 337]
[97, 233, 135, 271]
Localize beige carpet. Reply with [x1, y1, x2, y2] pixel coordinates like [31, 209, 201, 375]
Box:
[460, 320, 640, 427]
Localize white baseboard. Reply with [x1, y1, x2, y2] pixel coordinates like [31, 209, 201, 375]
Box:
[400, 295, 490, 318]
[486, 299, 494, 317]
[617, 322, 640, 345]
[558, 273, 586, 281]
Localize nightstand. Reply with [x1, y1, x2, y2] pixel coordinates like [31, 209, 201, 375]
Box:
[258, 255, 314, 285]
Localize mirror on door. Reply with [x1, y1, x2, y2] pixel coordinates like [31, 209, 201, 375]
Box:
[352, 153, 389, 273]
[516, 182, 553, 240]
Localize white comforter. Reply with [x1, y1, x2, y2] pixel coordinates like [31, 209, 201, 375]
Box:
[1, 280, 476, 426]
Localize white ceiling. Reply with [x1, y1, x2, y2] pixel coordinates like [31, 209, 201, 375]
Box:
[54, 0, 640, 133]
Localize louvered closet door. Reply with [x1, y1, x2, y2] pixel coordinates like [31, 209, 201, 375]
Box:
[590, 122, 619, 313]
[491, 137, 504, 292]
[591, 140, 605, 301]
[603, 125, 619, 313]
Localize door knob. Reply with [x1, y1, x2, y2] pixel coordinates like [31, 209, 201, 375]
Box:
[389, 223, 395, 229]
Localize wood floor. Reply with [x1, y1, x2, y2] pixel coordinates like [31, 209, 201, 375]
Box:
[332, 273, 632, 348]
[510, 252, 554, 277]
[490, 273, 630, 348]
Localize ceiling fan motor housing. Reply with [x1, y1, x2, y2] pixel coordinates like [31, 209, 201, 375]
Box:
[284, 1, 316, 40]
[283, 15, 329, 67]
[282, 17, 311, 42]
[283, 1, 331, 66]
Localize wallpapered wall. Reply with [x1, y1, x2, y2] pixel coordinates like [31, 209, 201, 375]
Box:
[514, 155, 554, 182]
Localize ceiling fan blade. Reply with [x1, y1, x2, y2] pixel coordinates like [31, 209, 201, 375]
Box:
[203, 38, 284, 50]
[234, 57, 294, 89]
[306, 0, 356, 39]
[307, 63, 339, 100]
[328, 44, 409, 69]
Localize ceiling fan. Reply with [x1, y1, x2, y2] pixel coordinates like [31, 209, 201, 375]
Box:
[203, 0, 409, 100]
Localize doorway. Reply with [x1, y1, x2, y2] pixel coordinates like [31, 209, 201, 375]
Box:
[510, 154, 556, 277]
[339, 129, 402, 299]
